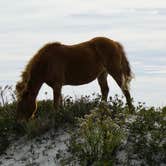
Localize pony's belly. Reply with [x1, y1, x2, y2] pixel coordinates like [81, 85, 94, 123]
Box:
[64, 75, 97, 85]
[64, 64, 103, 85]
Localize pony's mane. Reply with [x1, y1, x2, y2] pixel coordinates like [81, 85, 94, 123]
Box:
[16, 42, 61, 100]
[16, 55, 38, 101]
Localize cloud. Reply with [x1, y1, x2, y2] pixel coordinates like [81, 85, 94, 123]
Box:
[144, 65, 166, 74]
[0, 0, 166, 107]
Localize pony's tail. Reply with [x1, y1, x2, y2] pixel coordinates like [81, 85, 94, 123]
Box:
[116, 42, 133, 90]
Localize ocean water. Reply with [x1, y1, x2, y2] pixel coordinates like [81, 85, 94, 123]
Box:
[0, 1, 166, 106]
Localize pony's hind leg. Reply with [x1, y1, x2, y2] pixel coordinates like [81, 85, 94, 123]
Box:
[109, 70, 133, 111]
[97, 71, 109, 101]
[53, 84, 62, 109]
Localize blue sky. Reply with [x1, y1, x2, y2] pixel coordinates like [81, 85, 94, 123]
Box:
[0, 0, 166, 106]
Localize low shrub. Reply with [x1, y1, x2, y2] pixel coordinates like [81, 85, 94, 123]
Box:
[127, 106, 166, 165]
[67, 102, 124, 165]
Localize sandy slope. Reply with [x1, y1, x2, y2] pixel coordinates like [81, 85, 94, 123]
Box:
[0, 128, 70, 166]
[0, 115, 165, 166]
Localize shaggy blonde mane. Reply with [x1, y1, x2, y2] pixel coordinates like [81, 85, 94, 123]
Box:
[16, 56, 36, 100]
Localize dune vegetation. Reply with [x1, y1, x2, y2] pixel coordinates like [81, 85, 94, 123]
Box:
[0, 85, 165, 165]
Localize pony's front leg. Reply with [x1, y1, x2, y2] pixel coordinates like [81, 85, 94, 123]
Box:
[97, 71, 109, 101]
[53, 84, 62, 110]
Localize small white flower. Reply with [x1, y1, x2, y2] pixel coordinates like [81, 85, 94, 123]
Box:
[154, 121, 161, 128]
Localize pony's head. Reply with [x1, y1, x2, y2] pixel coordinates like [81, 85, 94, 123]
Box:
[16, 91, 37, 122]
[15, 55, 37, 122]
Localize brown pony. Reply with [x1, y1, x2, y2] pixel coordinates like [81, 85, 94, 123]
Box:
[16, 37, 133, 121]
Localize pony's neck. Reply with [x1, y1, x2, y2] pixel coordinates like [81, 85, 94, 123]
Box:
[27, 80, 43, 100]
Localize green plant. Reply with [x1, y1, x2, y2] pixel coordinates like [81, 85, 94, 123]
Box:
[0, 85, 165, 166]
[67, 102, 124, 165]
[0, 94, 99, 141]
[127, 106, 166, 165]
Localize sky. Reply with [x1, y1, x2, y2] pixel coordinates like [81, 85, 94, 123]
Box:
[0, 0, 166, 106]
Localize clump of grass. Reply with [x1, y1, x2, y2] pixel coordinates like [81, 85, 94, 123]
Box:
[23, 96, 100, 138]
[127, 105, 166, 165]
[0, 86, 17, 154]
[66, 102, 124, 165]
[0, 93, 100, 146]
